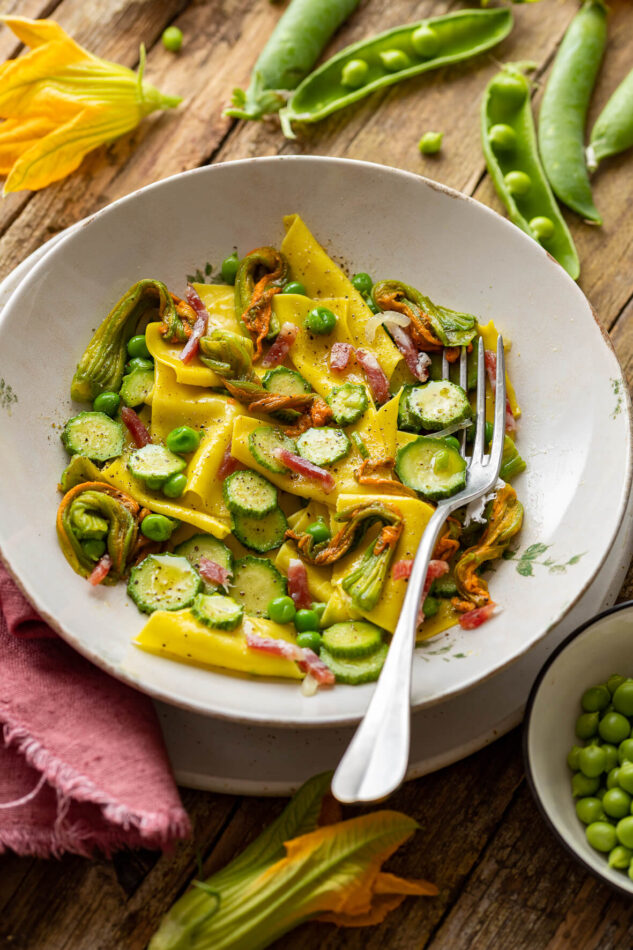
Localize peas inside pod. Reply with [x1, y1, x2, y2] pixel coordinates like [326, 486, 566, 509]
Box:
[568, 673, 633, 880]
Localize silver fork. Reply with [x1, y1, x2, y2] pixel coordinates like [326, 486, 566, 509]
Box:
[331, 336, 506, 804]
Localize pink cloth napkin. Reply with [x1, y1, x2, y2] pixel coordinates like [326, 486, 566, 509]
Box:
[0, 560, 190, 857]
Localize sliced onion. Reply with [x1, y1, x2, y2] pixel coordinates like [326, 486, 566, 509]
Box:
[301, 673, 319, 697]
[364, 310, 410, 343]
[426, 419, 473, 440]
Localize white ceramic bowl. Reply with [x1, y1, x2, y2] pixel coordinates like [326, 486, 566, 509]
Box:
[0, 156, 630, 725]
[524, 602, 633, 897]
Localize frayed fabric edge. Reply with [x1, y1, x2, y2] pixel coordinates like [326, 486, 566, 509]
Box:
[1, 718, 190, 857]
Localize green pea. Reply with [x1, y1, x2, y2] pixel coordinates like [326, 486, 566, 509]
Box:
[443, 436, 461, 451]
[126, 357, 154, 374]
[488, 123, 517, 152]
[281, 281, 307, 296]
[341, 58, 369, 89]
[616, 816, 633, 849]
[93, 391, 120, 416]
[607, 673, 626, 695]
[603, 787, 632, 820]
[432, 449, 451, 474]
[576, 711, 599, 740]
[166, 426, 201, 454]
[295, 608, 320, 633]
[163, 473, 188, 498]
[418, 131, 443, 155]
[141, 513, 175, 542]
[489, 72, 528, 115]
[296, 631, 322, 653]
[618, 761, 633, 794]
[599, 711, 631, 745]
[127, 334, 151, 360]
[423, 595, 440, 619]
[221, 252, 239, 285]
[267, 595, 296, 625]
[608, 845, 632, 869]
[613, 681, 633, 717]
[607, 767, 621, 789]
[411, 24, 440, 58]
[351, 272, 373, 295]
[81, 539, 106, 561]
[581, 684, 611, 713]
[379, 49, 411, 72]
[578, 745, 607, 778]
[572, 772, 600, 798]
[576, 797, 606, 825]
[567, 745, 583, 771]
[145, 475, 165, 491]
[618, 739, 633, 765]
[586, 821, 617, 853]
[602, 744, 619, 772]
[304, 519, 331, 545]
[484, 421, 494, 444]
[312, 602, 326, 623]
[504, 170, 532, 196]
[162, 26, 183, 53]
[529, 216, 555, 242]
[305, 306, 337, 335]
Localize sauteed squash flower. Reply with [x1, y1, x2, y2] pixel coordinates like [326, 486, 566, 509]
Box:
[57, 215, 525, 689]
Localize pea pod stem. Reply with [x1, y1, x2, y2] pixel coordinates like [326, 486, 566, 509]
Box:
[224, 0, 360, 121]
[279, 8, 513, 139]
[481, 63, 580, 280]
[538, 0, 607, 224]
[587, 67, 633, 172]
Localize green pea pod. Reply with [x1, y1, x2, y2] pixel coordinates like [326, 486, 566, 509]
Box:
[279, 8, 513, 138]
[372, 280, 478, 350]
[224, 0, 360, 120]
[481, 63, 580, 280]
[56, 482, 140, 582]
[538, 0, 607, 224]
[70, 279, 191, 403]
[587, 67, 633, 172]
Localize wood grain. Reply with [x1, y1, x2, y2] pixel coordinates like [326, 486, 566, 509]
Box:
[1, 0, 633, 947]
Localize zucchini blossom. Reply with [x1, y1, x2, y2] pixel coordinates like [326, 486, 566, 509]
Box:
[148, 772, 437, 950]
[454, 482, 524, 608]
[71, 279, 194, 403]
[56, 481, 141, 582]
[372, 279, 477, 356]
[234, 247, 289, 360]
[0, 17, 180, 193]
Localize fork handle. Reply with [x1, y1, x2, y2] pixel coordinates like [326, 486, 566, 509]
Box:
[331, 506, 449, 803]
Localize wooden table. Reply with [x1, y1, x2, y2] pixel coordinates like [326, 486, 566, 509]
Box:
[2, 0, 633, 946]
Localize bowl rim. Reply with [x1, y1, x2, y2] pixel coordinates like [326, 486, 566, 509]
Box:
[1, 154, 632, 725]
[523, 599, 633, 899]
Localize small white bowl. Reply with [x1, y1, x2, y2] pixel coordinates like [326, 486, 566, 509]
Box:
[524, 602, 633, 897]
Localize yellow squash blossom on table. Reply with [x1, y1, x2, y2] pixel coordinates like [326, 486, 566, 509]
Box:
[149, 772, 438, 949]
[0, 16, 180, 193]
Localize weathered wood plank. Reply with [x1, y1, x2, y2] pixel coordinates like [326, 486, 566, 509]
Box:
[426, 783, 633, 950]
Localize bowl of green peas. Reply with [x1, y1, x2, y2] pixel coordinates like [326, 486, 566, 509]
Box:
[524, 602, 633, 895]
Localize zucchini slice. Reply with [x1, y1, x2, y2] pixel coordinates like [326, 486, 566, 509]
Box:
[127, 554, 202, 614]
[173, 534, 233, 593]
[326, 383, 368, 426]
[395, 436, 466, 500]
[223, 470, 278, 518]
[120, 367, 154, 408]
[229, 556, 287, 617]
[191, 593, 243, 630]
[248, 426, 297, 474]
[61, 411, 124, 462]
[408, 380, 471, 432]
[232, 507, 288, 552]
[321, 642, 389, 685]
[296, 427, 350, 467]
[321, 621, 384, 658]
[262, 367, 311, 396]
[128, 444, 187, 485]
[397, 385, 422, 433]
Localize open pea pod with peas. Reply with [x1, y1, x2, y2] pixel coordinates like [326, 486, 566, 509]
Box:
[279, 8, 513, 139]
[481, 63, 580, 281]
